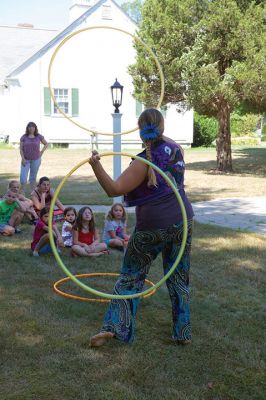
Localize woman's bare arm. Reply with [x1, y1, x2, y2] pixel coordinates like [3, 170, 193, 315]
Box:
[19, 141, 26, 165]
[40, 137, 49, 156]
[89, 153, 148, 197]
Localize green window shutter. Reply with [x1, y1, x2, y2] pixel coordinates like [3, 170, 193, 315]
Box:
[136, 100, 142, 117]
[43, 87, 51, 116]
[71, 88, 79, 117]
[160, 106, 167, 118]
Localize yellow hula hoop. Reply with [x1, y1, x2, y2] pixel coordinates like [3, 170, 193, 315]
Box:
[53, 273, 156, 303]
[48, 152, 188, 300]
[48, 25, 165, 136]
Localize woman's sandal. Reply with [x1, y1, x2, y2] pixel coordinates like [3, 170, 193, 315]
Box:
[90, 332, 114, 347]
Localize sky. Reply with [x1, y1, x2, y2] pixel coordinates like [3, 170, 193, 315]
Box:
[0, 0, 125, 30]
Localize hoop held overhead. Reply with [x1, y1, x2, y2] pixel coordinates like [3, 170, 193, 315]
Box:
[48, 25, 165, 136]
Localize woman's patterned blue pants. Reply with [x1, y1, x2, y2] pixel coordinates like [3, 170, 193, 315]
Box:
[101, 219, 193, 343]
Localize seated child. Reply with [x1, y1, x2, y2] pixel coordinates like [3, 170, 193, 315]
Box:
[103, 203, 130, 251]
[8, 180, 38, 223]
[31, 207, 63, 256]
[0, 190, 26, 236]
[72, 206, 107, 257]
[31, 176, 65, 222]
[62, 206, 77, 248]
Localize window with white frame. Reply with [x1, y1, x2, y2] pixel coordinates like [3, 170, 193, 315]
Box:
[53, 88, 69, 114]
[44, 87, 79, 117]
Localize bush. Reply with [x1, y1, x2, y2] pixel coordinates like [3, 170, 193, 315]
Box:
[261, 135, 266, 142]
[193, 113, 217, 147]
[231, 113, 261, 137]
[262, 124, 266, 135]
[231, 137, 260, 145]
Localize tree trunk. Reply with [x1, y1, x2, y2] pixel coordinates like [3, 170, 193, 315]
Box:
[216, 102, 233, 172]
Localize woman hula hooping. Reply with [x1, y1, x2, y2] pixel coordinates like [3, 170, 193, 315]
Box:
[89, 108, 194, 347]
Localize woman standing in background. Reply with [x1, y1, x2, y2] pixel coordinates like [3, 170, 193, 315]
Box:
[20, 122, 48, 192]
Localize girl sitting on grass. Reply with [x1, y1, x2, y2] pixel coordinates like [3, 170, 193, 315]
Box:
[62, 206, 77, 248]
[31, 176, 65, 221]
[103, 203, 130, 251]
[31, 207, 63, 256]
[72, 206, 107, 257]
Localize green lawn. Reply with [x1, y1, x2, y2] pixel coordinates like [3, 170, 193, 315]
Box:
[0, 219, 265, 399]
[0, 145, 266, 203]
[0, 145, 265, 399]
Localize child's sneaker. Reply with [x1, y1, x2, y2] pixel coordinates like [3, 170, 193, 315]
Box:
[15, 227, 22, 234]
[32, 250, 39, 257]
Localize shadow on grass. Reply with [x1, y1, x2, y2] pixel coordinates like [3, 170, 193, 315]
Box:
[186, 146, 266, 177]
[187, 187, 233, 203]
[232, 147, 266, 176]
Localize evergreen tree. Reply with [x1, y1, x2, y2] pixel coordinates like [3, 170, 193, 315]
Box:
[130, 0, 266, 171]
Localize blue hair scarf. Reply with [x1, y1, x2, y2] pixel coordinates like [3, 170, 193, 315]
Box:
[140, 123, 160, 141]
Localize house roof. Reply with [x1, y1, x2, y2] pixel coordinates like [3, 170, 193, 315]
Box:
[0, 25, 58, 83]
[3, 0, 137, 83]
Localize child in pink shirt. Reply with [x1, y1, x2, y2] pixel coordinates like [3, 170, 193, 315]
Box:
[31, 207, 63, 256]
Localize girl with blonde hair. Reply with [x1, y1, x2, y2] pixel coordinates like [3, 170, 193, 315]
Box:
[102, 203, 130, 251]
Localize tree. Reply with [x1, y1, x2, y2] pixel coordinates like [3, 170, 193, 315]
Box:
[121, 0, 143, 25]
[130, 0, 266, 171]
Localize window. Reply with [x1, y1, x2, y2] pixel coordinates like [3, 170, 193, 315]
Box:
[53, 88, 69, 114]
[102, 5, 112, 20]
[136, 100, 143, 117]
[43, 87, 79, 117]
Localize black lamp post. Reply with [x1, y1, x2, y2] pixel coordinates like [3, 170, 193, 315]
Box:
[111, 78, 123, 113]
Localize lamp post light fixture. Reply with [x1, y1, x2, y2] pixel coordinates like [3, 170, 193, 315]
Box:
[110, 78, 123, 203]
[111, 78, 123, 113]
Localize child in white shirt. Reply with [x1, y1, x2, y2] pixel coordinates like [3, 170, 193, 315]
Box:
[62, 207, 77, 247]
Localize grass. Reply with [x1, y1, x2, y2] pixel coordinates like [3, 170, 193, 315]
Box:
[0, 145, 266, 203]
[0, 217, 265, 399]
[0, 145, 265, 398]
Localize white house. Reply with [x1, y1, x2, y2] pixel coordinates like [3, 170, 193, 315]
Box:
[0, 0, 193, 149]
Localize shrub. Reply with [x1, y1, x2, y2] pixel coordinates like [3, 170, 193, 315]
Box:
[193, 113, 217, 147]
[262, 123, 266, 135]
[231, 113, 261, 137]
[231, 137, 259, 145]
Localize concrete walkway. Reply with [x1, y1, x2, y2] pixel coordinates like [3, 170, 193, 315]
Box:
[69, 197, 266, 236]
[192, 197, 266, 236]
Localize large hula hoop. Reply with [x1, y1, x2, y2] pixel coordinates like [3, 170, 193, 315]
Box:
[48, 26, 165, 136]
[53, 273, 156, 303]
[48, 152, 188, 299]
